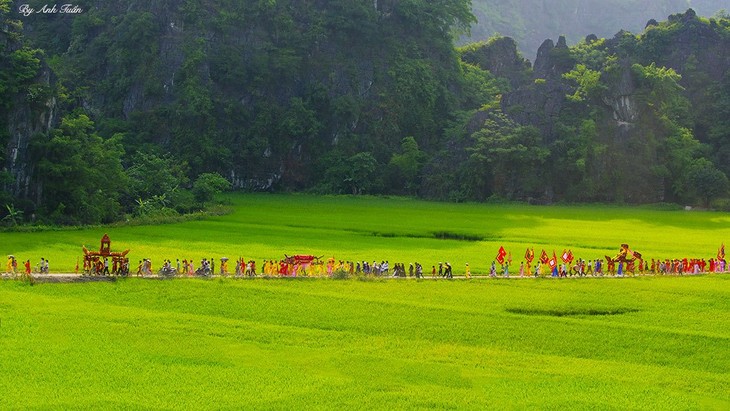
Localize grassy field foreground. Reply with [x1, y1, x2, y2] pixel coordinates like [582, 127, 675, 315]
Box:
[2, 194, 729, 274]
[1, 275, 728, 409]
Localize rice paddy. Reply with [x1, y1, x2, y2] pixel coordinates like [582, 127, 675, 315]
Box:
[1, 194, 728, 409]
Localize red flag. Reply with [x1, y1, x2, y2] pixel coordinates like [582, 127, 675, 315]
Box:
[525, 248, 535, 263]
[496, 246, 507, 265]
[561, 249, 570, 263]
[567, 250, 574, 263]
[548, 251, 557, 269]
[540, 249, 549, 264]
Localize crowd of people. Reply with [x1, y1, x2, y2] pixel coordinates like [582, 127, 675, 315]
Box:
[484, 256, 729, 278]
[4, 254, 729, 279]
[78, 255, 730, 279]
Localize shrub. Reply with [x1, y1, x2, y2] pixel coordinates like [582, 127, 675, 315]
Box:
[331, 269, 350, 280]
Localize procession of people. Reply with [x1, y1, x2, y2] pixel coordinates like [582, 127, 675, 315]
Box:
[5, 250, 728, 279]
[3, 235, 727, 280]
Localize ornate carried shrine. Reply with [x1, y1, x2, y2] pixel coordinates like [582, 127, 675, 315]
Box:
[82, 234, 130, 275]
[605, 243, 643, 274]
[279, 254, 323, 276]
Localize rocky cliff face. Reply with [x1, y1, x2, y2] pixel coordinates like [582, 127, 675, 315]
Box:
[640, 9, 729, 82]
[500, 36, 574, 141]
[5, 0, 472, 201]
[5, 76, 57, 201]
[496, 9, 729, 140]
[465, 0, 722, 60]
[1, 22, 57, 202]
[461, 9, 729, 204]
[459, 36, 531, 89]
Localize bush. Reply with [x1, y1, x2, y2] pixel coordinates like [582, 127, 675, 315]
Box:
[192, 173, 231, 205]
[167, 189, 196, 214]
[710, 198, 730, 211]
[331, 269, 350, 280]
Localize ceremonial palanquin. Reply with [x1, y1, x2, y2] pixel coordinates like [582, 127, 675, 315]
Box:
[82, 234, 130, 275]
[605, 243, 643, 274]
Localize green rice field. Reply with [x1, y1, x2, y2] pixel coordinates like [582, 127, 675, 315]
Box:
[1, 195, 728, 409]
[0, 275, 728, 409]
[2, 194, 729, 274]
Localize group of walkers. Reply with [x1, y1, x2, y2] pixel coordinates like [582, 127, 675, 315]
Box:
[130, 257, 257, 278]
[5, 256, 49, 277]
[482, 257, 729, 278]
[137, 258, 217, 277]
[5, 254, 729, 279]
[114, 257, 445, 279]
[654, 258, 727, 274]
[97, 254, 730, 279]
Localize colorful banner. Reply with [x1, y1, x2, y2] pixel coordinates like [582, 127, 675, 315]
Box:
[525, 248, 535, 263]
[540, 249, 549, 264]
[559, 250, 574, 263]
[548, 251, 557, 269]
[496, 246, 507, 265]
[561, 249, 570, 263]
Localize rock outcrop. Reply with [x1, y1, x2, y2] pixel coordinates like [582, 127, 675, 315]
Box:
[459, 36, 531, 89]
[500, 36, 573, 140]
[601, 59, 639, 134]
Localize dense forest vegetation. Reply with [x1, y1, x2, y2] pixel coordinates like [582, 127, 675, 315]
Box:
[1, 0, 729, 225]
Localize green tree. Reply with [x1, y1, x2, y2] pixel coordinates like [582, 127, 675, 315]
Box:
[33, 113, 128, 224]
[469, 112, 549, 200]
[682, 158, 729, 207]
[456, 60, 509, 110]
[563, 64, 604, 102]
[1, 204, 24, 226]
[388, 137, 428, 195]
[632, 63, 702, 202]
[708, 72, 730, 176]
[344, 152, 379, 195]
[127, 152, 189, 201]
[192, 173, 231, 205]
[125, 152, 191, 215]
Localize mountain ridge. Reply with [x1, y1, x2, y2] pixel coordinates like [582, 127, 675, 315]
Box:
[465, 0, 728, 60]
